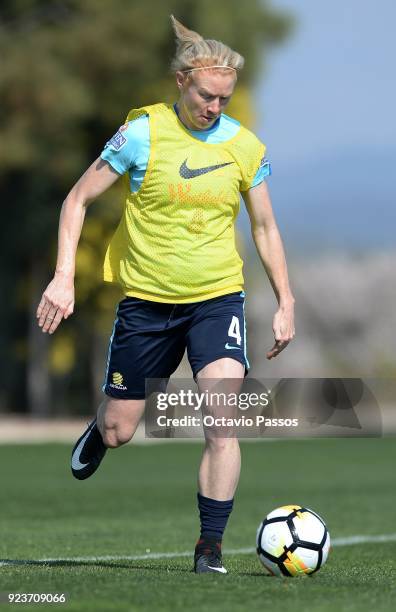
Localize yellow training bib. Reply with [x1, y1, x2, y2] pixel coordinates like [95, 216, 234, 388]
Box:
[103, 103, 265, 303]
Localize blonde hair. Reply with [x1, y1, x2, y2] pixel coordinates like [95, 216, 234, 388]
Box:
[170, 15, 244, 76]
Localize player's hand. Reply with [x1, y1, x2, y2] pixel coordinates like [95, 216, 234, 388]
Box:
[266, 301, 295, 360]
[36, 273, 75, 335]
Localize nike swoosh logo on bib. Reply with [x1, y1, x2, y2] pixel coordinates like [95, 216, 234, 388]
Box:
[71, 426, 93, 470]
[179, 159, 234, 179]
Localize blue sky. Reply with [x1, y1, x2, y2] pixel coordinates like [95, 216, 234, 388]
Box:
[257, 0, 396, 161]
[240, 0, 396, 253]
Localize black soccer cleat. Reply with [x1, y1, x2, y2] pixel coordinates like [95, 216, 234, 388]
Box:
[71, 419, 107, 480]
[194, 537, 227, 574]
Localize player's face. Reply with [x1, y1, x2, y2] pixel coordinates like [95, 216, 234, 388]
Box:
[175, 70, 236, 130]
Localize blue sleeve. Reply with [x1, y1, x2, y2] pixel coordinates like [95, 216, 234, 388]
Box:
[100, 115, 149, 175]
[250, 156, 272, 188]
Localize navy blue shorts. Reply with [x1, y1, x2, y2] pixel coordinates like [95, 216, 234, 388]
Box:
[102, 291, 249, 399]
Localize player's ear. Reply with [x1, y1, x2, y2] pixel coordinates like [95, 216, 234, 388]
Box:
[175, 70, 187, 91]
[176, 70, 191, 91]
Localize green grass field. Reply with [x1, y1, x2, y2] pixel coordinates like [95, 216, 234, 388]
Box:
[0, 438, 395, 611]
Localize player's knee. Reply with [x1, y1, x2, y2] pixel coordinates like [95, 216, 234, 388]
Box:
[205, 436, 238, 453]
[102, 425, 134, 448]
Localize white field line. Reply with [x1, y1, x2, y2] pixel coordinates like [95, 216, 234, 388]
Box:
[1, 533, 396, 566]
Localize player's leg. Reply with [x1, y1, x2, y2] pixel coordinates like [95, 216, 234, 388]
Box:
[71, 296, 186, 480]
[194, 358, 244, 574]
[71, 296, 147, 481]
[96, 397, 145, 448]
[185, 292, 248, 573]
[71, 397, 145, 480]
[197, 358, 243, 501]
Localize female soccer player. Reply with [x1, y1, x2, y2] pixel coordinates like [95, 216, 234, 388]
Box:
[37, 16, 295, 574]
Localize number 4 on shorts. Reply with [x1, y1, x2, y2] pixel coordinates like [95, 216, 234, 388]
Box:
[228, 315, 241, 345]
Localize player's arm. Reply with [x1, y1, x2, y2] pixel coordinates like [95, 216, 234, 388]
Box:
[241, 181, 295, 359]
[37, 157, 120, 335]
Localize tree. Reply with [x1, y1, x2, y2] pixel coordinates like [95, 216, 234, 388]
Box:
[0, 0, 292, 414]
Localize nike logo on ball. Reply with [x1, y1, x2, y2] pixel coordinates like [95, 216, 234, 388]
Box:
[179, 159, 234, 179]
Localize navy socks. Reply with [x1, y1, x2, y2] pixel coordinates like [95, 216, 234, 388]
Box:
[197, 492, 234, 542]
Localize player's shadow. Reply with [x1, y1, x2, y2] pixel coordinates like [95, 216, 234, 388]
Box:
[0, 559, 192, 573]
[1, 558, 276, 577]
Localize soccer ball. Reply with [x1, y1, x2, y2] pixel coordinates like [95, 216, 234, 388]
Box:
[256, 505, 330, 576]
